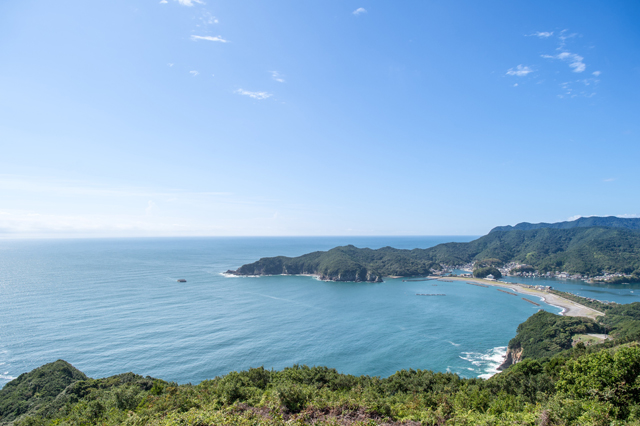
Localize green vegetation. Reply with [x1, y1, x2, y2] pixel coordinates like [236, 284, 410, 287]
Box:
[475, 258, 503, 268]
[511, 265, 535, 274]
[0, 360, 87, 423]
[490, 215, 640, 233]
[593, 273, 640, 285]
[229, 225, 640, 281]
[505, 311, 603, 360]
[5, 343, 640, 425]
[472, 267, 502, 279]
[598, 303, 640, 342]
[503, 302, 640, 364]
[227, 245, 439, 282]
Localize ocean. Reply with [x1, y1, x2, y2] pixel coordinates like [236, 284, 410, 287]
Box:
[0, 236, 574, 387]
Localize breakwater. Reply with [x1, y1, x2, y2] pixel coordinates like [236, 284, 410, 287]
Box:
[497, 289, 518, 296]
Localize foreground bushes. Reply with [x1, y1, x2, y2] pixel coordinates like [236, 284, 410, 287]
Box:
[2, 344, 640, 425]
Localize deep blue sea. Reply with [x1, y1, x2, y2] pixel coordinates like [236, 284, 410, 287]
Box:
[0, 236, 596, 388]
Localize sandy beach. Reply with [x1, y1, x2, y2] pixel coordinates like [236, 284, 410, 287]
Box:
[435, 276, 604, 319]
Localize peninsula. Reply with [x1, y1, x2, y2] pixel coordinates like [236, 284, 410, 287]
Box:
[226, 216, 640, 283]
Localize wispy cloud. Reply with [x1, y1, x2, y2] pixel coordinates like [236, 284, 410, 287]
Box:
[159, 0, 168, 3]
[271, 71, 285, 83]
[557, 29, 577, 49]
[200, 11, 218, 25]
[592, 71, 601, 76]
[235, 89, 272, 100]
[603, 178, 616, 182]
[176, 0, 205, 6]
[506, 65, 533, 76]
[530, 31, 553, 38]
[167, 63, 174, 67]
[353, 7, 367, 15]
[542, 51, 586, 73]
[191, 35, 228, 43]
[189, 70, 199, 76]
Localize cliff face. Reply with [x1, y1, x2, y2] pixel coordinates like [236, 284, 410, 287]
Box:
[497, 346, 523, 370]
[318, 271, 383, 283]
[226, 267, 384, 283]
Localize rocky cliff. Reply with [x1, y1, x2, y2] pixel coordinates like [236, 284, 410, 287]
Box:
[497, 346, 523, 370]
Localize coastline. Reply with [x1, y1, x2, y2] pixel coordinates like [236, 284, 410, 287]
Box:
[437, 276, 604, 319]
[223, 271, 602, 319]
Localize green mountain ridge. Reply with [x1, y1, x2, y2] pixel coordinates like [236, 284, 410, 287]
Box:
[227, 225, 640, 281]
[490, 216, 640, 233]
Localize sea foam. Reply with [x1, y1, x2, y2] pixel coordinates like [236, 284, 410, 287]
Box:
[459, 346, 507, 379]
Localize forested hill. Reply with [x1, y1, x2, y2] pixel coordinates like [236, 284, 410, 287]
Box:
[227, 226, 640, 281]
[226, 245, 438, 283]
[490, 216, 640, 233]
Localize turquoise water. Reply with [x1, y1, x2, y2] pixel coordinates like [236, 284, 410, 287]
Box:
[0, 237, 562, 387]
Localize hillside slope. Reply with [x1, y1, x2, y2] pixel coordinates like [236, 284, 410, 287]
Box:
[228, 226, 640, 281]
[490, 216, 640, 233]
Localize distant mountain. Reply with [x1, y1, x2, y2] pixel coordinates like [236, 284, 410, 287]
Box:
[490, 216, 640, 233]
[227, 226, 640, 281]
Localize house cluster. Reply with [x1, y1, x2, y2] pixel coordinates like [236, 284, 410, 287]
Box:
[589, 272, 631, 282]
[534, 285, 553, 291]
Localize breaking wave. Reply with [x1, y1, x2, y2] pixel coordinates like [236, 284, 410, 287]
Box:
[459, 346, 507, 379]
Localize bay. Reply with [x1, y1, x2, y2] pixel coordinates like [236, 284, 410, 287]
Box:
[1, 236, 562, 387]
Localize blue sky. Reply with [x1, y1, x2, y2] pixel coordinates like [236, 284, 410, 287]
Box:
[1, 0, 639, 237]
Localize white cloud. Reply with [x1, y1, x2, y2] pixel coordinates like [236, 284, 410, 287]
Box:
[176, 0, 204, 6]
[189, 70, 199, 76]
[271, 71, 285, 83]
[506, 65, 533, 76]
[159, 0, 168, 3]
[513, 83, 518, 87]
[235, 89, 272, 100]
[190, 35, 228, 43]
[200, 11, 218, 25]
[603, 178, 616, 182]
[557, 29, 577, 49]
[592, 71, 601, 76]
[353, 7, 367, 15]
[167, 63, 174, 67]
[531, 31, 553, 38]
[542, 51, 586, 73]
